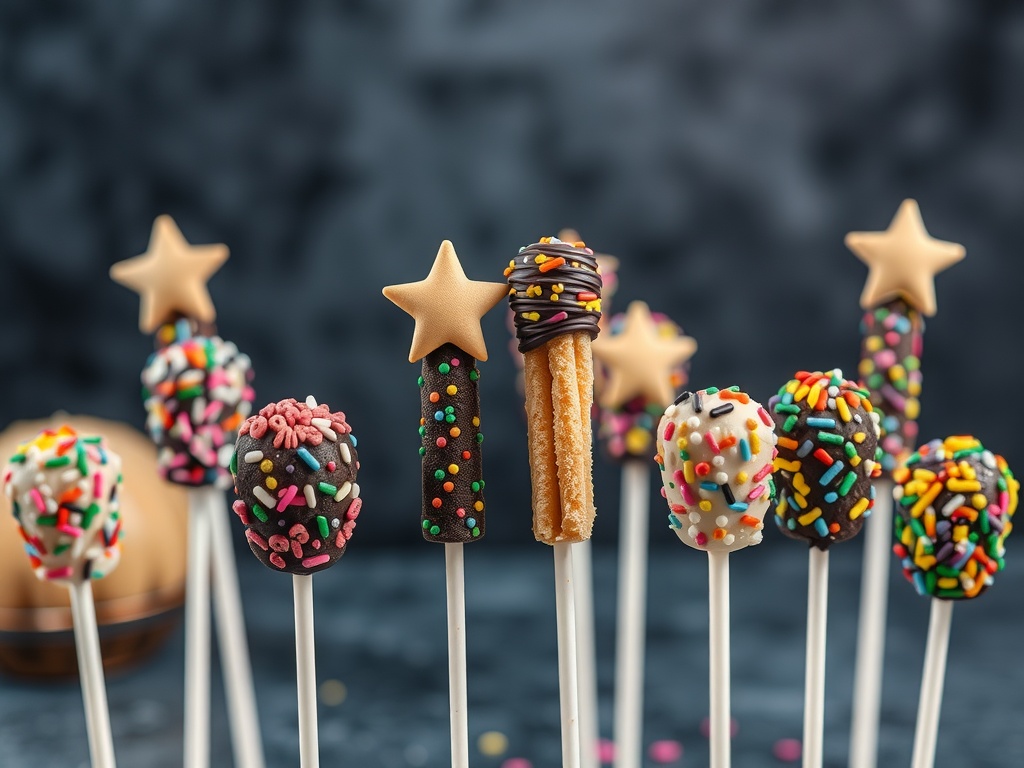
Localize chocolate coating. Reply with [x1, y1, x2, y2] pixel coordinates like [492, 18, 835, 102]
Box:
[418, 343, 486, 542]
[505, 236, 602, 353]
[893, 436, 1018, 600]
[769, 370, 883, 550]
[231, 398, 360, 574]
[858, 297, 925, 473]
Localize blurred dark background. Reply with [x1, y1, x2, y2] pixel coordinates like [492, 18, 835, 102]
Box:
[1, 0, 1021, 547]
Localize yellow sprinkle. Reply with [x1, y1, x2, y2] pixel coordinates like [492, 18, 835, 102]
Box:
[736, 471, 748, 484]
[946, 436, 979, 453]
[478, 731, 508, 757]
[853, 432, 866, 444]
[550, 294, 560, 301]
[906, 398, 921, 419]
[807, 383, 822, 407]
[472, 417, 480, 427]
[910, 482, 943, 518]
[913, 468, 937, 482]
[450, 427, 462, 438]
[794, 384, 811, 402]
[319, 679, 347, 707]
[958, 461, 977, 481]
[448, 464, 459, 475]
[265, 476, 278, 490]
[937, 577, 959, 590]
[676, 436, 688, 449]
[947, 479, 982, 493]
[793, 493, 808, 510]
[849, 455, 862, 467]
[750, 431, 761, 455]
[260, 459, 274, 473]
[798, 507, 822, 526]
[699, 500, 712, 512]
[901, 526, 914, 546]
[746, 418, 758, 431]
[683, 462, 696, 484]
[793, 472, 811, 495]
[626, 428, 650, 455]
[866, 336, 883, 352]
[972, 494, 988, 510]
[785, 380, 800, 395]
[521, 311, 541, 321]
[774, 458, 801, 473]
[776, 497, 790, 516]
[474, 501, 484, 512]
[836, 397, 852, 423]
[850, 497, 870, 520]
[952, 526, 968, 542]
[446, 385, 458, 395]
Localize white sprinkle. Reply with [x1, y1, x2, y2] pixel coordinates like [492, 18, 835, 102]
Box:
[715, 515, 729, 527]
[827, 386, 839, 397]
[61, 469, 80, 484]
[191, 396, 207, 426]
[689, 432, 702, 445]
[723, 534, 735, 546]
[217, 444, 234, 468]
[333, 481, 352, 502]
[253, 486, 276, 509]
[304, 484, 316, 508]
[244, 451, 265, 464]
[751, 531, 763, 544]
[331, 518, 340, 529]
[350, 483, 360, 499]
[664, 405, 677, 419]
[686, 416, 700, 429]
[687, 525, 700, 540]
[711, 455, 725, 466]
[941, 494, 966, 516]
[715, 472, 728, 485]
[338, 442, 352, 464]
[982, 451, 997, 470]
[306, 395, 318, 408]
[688, 511, 701, 524]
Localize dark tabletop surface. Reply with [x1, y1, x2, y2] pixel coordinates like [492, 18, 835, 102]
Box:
[1, 522, 1022, 768]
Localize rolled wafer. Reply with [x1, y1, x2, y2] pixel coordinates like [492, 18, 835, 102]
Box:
[506, 236, 602, 543]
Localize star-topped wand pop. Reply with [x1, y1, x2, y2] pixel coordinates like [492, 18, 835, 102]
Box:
[844, 200, 964, 768]
[110, 216, 265, 768]
[593, 300, 696, 768]
[383, 241, 507, 768]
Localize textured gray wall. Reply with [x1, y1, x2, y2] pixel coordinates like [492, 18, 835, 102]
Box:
[1, 0, 1021, 546]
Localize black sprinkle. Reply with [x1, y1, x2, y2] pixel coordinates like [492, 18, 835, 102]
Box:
[710, 403, 735, 418]
[673, 390, 692, 406]
[693, 391, 703, 413]
[722, 483, 736, 505]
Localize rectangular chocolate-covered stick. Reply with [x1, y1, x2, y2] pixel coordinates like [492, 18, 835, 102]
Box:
[419, 343, 486, 543]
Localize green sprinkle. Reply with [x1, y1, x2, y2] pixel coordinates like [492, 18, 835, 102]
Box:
[429, 525, 441, 536]
[705, 386, 720, 395]
[76, 445, 89, 477]
[434, 469, 445, 480]
[782, 415, 798, 432]
[953, 447, 984, 460]
[176, 385, 203, 400]
[417, 376, 424, 387]
[838, 471, 857, 497]
[925, 570, 938, 593]
[229, 451, 238, 475]
[471, 527, 481, 537]
[37, 515, 57, 527]
[82, 503, 100, 529]
[471, 481, 481, 493]
[679, 450, 690, 461]
[82, 436, 102, 444]
[418, 426, 427, 437]
[819, 432, 844, 445]
[444, 406, 454, 414]
[422, 520, 431, 530]
[252, 504, 269, 523]
[53, 543, 71, 555]
[9, 454, 26, 464]
[438, 363, 451, 374]
[418, 447, 426, 456]
[844, 442, 857, 459]
[445, 415, 456, 424]
[317, 515, 330, 538]
[475, 433, 484, 444]
[318, 482, 338, 496]
[469, 370, 479, 381]
[909, 518, 926, 538]
[44, 456, 71, 468]
[774, 404, 800, 414]
[935, 565, 960, 578]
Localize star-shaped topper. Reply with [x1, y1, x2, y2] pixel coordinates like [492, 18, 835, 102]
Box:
[845, 199, 965, 316]
[110, 215, 230, 334]
[592, 300, 697, 409]
[383, 240, 508, 363]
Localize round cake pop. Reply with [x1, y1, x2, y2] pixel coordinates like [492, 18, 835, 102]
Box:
[769, 369, 883, 549]
[142, 319, 255, 488]
[654, 386, 778, 552]
[231, 396, 360, 574]
[893, 436, 1018, 600]
[597, 306, 695, 462]
[3, 426, 122, 584]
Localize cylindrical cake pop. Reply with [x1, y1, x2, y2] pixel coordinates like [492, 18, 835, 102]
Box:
[142, 318, 255, 488]
[505, 235, 602, 543]
[769, 369, 883, 549]
[655, 387, 778, 552]
[3, 426, 122, 584]
[858, 298, 924, 473]
[893, 436, 1018, 600]
[419, 343, 487, 543]
[231, 396, 361, 574]
[598, 307, 694, 462]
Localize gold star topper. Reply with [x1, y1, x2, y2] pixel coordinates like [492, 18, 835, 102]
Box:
[383, 240, 507, 362]
[110, 215, 229, 334]
[592, 300, 697, 409]
[845, 199, 965, 316]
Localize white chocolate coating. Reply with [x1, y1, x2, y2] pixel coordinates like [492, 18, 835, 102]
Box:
[655, 388, 778, 553]
[3, 426, 122, 584]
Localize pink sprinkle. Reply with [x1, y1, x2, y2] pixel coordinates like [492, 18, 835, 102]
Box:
[544, 310, 569, 324]
[1000, 491, 1010, 514]
[680, 481, 697, 506]
[660, 487, 667, 498]
[176, 412, 193, 441]
[874, 349, 897, 369]
[700, 716, 738, 738]
[695, 531, 708, 547]
[269, 553, 286, 569]
[663, 421, 675, 441]
[302, 554, 331, 569]
[705, 431, 720, 454]
[57, 524, 83, 538]
[46, 566, 74, 580]
[231, 500, 250, 524]
[746, 484, 766, 502]
[753, 463, 772, 482]
[167, 453, 190, 469]
[648, 739, 683, 763]
[207, 371, 228, 389]
[597, 738, 615, 763]
[437, 437, 448, 448]
[500, 759, 532, 768]
[758, 406, 772, 427]
[204, 401, 224, 423]
[327, 461, 336, 472]
[456, 507, 466, 518]
[451, 358, 461, 367]
[342, 520, 357, 539]
[346, 498, 362, 520]
[669, 503, 686, 513]
[93, 473, 103, 499]
[246, 530, 269, 551]
[277, 485, 299, 512]
[673, 469, 686, 486]
[884, 330, 900, 346]
[773, 738, 802, 762]
[29, 488, 46, 514]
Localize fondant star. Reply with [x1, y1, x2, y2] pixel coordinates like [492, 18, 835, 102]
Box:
[383, 240, 507, 362]
[845, 199, 965, 316]
[592, 300, 697, 409]
[110, 215, 229, 333]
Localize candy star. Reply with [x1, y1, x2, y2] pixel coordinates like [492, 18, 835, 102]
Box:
[592, 300, 697, 409]
[845, 199, 965, 316]
[383, 240, 507, 362]
[110, 215, 229, 333]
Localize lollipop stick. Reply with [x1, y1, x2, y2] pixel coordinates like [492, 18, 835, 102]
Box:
[849, 478, 895, 768]
[910, 599, 953, 768]
[205, 487, 266, 768]
[708, 550, 731, 768]
[69, 580, 117, 768]
[185, 491, 212, 768]
[293, 574, 320, 768]
[573, 539, 600, 768]
[554, 541, 582, 768]
[445, 543, 470, 768]
[613, 461, 650, 768]
[804, 547, 829, 768]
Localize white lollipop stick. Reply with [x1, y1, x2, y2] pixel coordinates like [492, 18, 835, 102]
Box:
[554, 541, 582, 768]
[804, 547, 830, 768]
[445, 543, 470, 768]
[69, 580, 117, 768]
[185, 491, 212, 768]
[910, 599, 953, 768]
[205, 487, 266, 768]
[708, 550, 731, 768]
[293, 574, 320, 768]
[613, 461, 650, 768]
[573, 539, 600, 768]
[849, 478, 895, 768]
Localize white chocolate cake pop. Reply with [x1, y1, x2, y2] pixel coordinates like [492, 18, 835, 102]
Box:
[655, 387, 778, 552]
[3, 426, 122, 584]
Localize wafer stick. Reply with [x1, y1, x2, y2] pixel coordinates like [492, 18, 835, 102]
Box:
[524, 346, 560, 541]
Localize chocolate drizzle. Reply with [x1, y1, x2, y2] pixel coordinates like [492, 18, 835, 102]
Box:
[506, 238, 602, 353]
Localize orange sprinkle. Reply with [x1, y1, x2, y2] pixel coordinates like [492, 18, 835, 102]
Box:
[778, 437, 799, 450]
[739, 515, 761, 527]
[718, 436, 737, 450]
[538, 257, 566, 273]
[720, 390, 750, 404]
[443, 482, 454, 492]
[829, 522, 841, 533]
[429, 392, 440, 403]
